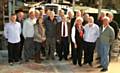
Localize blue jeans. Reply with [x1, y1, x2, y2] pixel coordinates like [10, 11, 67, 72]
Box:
[99, 43, 110, 69]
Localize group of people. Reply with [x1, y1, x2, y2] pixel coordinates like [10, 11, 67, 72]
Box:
[4, 7, 119, 72]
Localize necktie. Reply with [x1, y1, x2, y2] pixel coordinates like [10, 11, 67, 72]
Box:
[63, 22, 65, 36]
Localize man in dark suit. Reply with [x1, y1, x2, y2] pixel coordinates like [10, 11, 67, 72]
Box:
[16, 10, 24, 62]
[56, 15, 71, 61]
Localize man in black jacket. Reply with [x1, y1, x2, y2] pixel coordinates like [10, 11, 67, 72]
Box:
[107, 13, 119, 62]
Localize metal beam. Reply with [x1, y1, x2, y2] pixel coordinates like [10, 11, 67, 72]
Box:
[8, 0, 12, 22]
[98, 0, 102, 19]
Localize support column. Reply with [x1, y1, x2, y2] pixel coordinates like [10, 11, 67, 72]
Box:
[0, 0, 4, 30]
[8, 0, 12, 22]
[98, 0, 102, 19]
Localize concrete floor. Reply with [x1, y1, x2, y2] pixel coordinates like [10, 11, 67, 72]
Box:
[0, 57, 120, 73]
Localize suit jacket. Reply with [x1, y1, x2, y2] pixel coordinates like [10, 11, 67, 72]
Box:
[110, 20, 119, 39]
[71, 17, 76, 29]
[99, 25, 115, 45]
[56, 21, 71, 42]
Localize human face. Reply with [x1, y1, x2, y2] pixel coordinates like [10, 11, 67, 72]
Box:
[68, 12, 72, 18]
[62, 16, 66, 22]
[76, 19, 82, 27]
[35, 10, 40, 19]
[18, 12, 24, 21]
[76, 11, 81, 17]
[29, 11, 35, 19]
[103, 19, 109, 27]
[107, 14, 113, 22]
[49, 11, 55, 21]
[11, 15, 17, 23]
[38, 18, 43, 24]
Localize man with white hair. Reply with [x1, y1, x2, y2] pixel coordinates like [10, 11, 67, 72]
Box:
[56, 9, 65, 23]
[67, 9, 74, 23]
[83, 16, 99, 66]
[107, 12, 119, 39]
[98, 16, 115, 72]
[23, 10, 36, 62]
[44, 11, 58, 60]
[95, 12, 106, 27]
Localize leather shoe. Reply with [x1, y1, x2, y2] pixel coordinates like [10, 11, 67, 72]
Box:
[97, 65, 102, 68]
[100, 68, 108, 72]
[65, 58, 68, 61]
[89, 63, 93, 67]
[79, 64, 82, 67]
[83, 63, 87, 65]
[59, 58, 62, 61]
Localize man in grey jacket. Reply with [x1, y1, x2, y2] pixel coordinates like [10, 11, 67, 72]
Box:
[98, 16, 115, 72]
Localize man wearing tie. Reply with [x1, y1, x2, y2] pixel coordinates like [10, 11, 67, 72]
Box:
[57, 15, 71, 61]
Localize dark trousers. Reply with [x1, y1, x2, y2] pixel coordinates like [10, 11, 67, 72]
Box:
[40, 44, 46, 56]
[72, 43, 83, 65]
[71, 40, 74, 59]
[56, 41, 61, 57]
[59, 37, 69, 59]
[23, 38, 34, 60]
[8, 42, 20, 63]
[83, 41, 96, 64]
[45, 38, 56, 59]
[34, 41, 41, 61]
[109, 45, 112, 62]
[19, 34, 24, 60]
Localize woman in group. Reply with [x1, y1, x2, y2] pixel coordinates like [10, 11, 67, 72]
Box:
[33, 16, 46, 63]
[71, 17, 84, 66]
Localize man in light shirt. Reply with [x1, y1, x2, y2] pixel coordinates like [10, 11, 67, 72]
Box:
[83, 16, 99, 66]
[4, 14, 21, 65]
[23, 10, 36, 62]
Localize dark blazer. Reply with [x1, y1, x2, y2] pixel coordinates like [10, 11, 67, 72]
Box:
[110, 20, 119, 39]
[56, 21, 71, 41]
[71, 17, 76, 29]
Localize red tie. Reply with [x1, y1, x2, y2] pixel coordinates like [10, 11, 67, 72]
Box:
[63, 22, 65, 36]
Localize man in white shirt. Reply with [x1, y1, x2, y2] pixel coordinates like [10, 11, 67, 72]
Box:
[4, 14, 21, 65]
[83, 16, 99, 66]
[23, 10, 36, 62]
